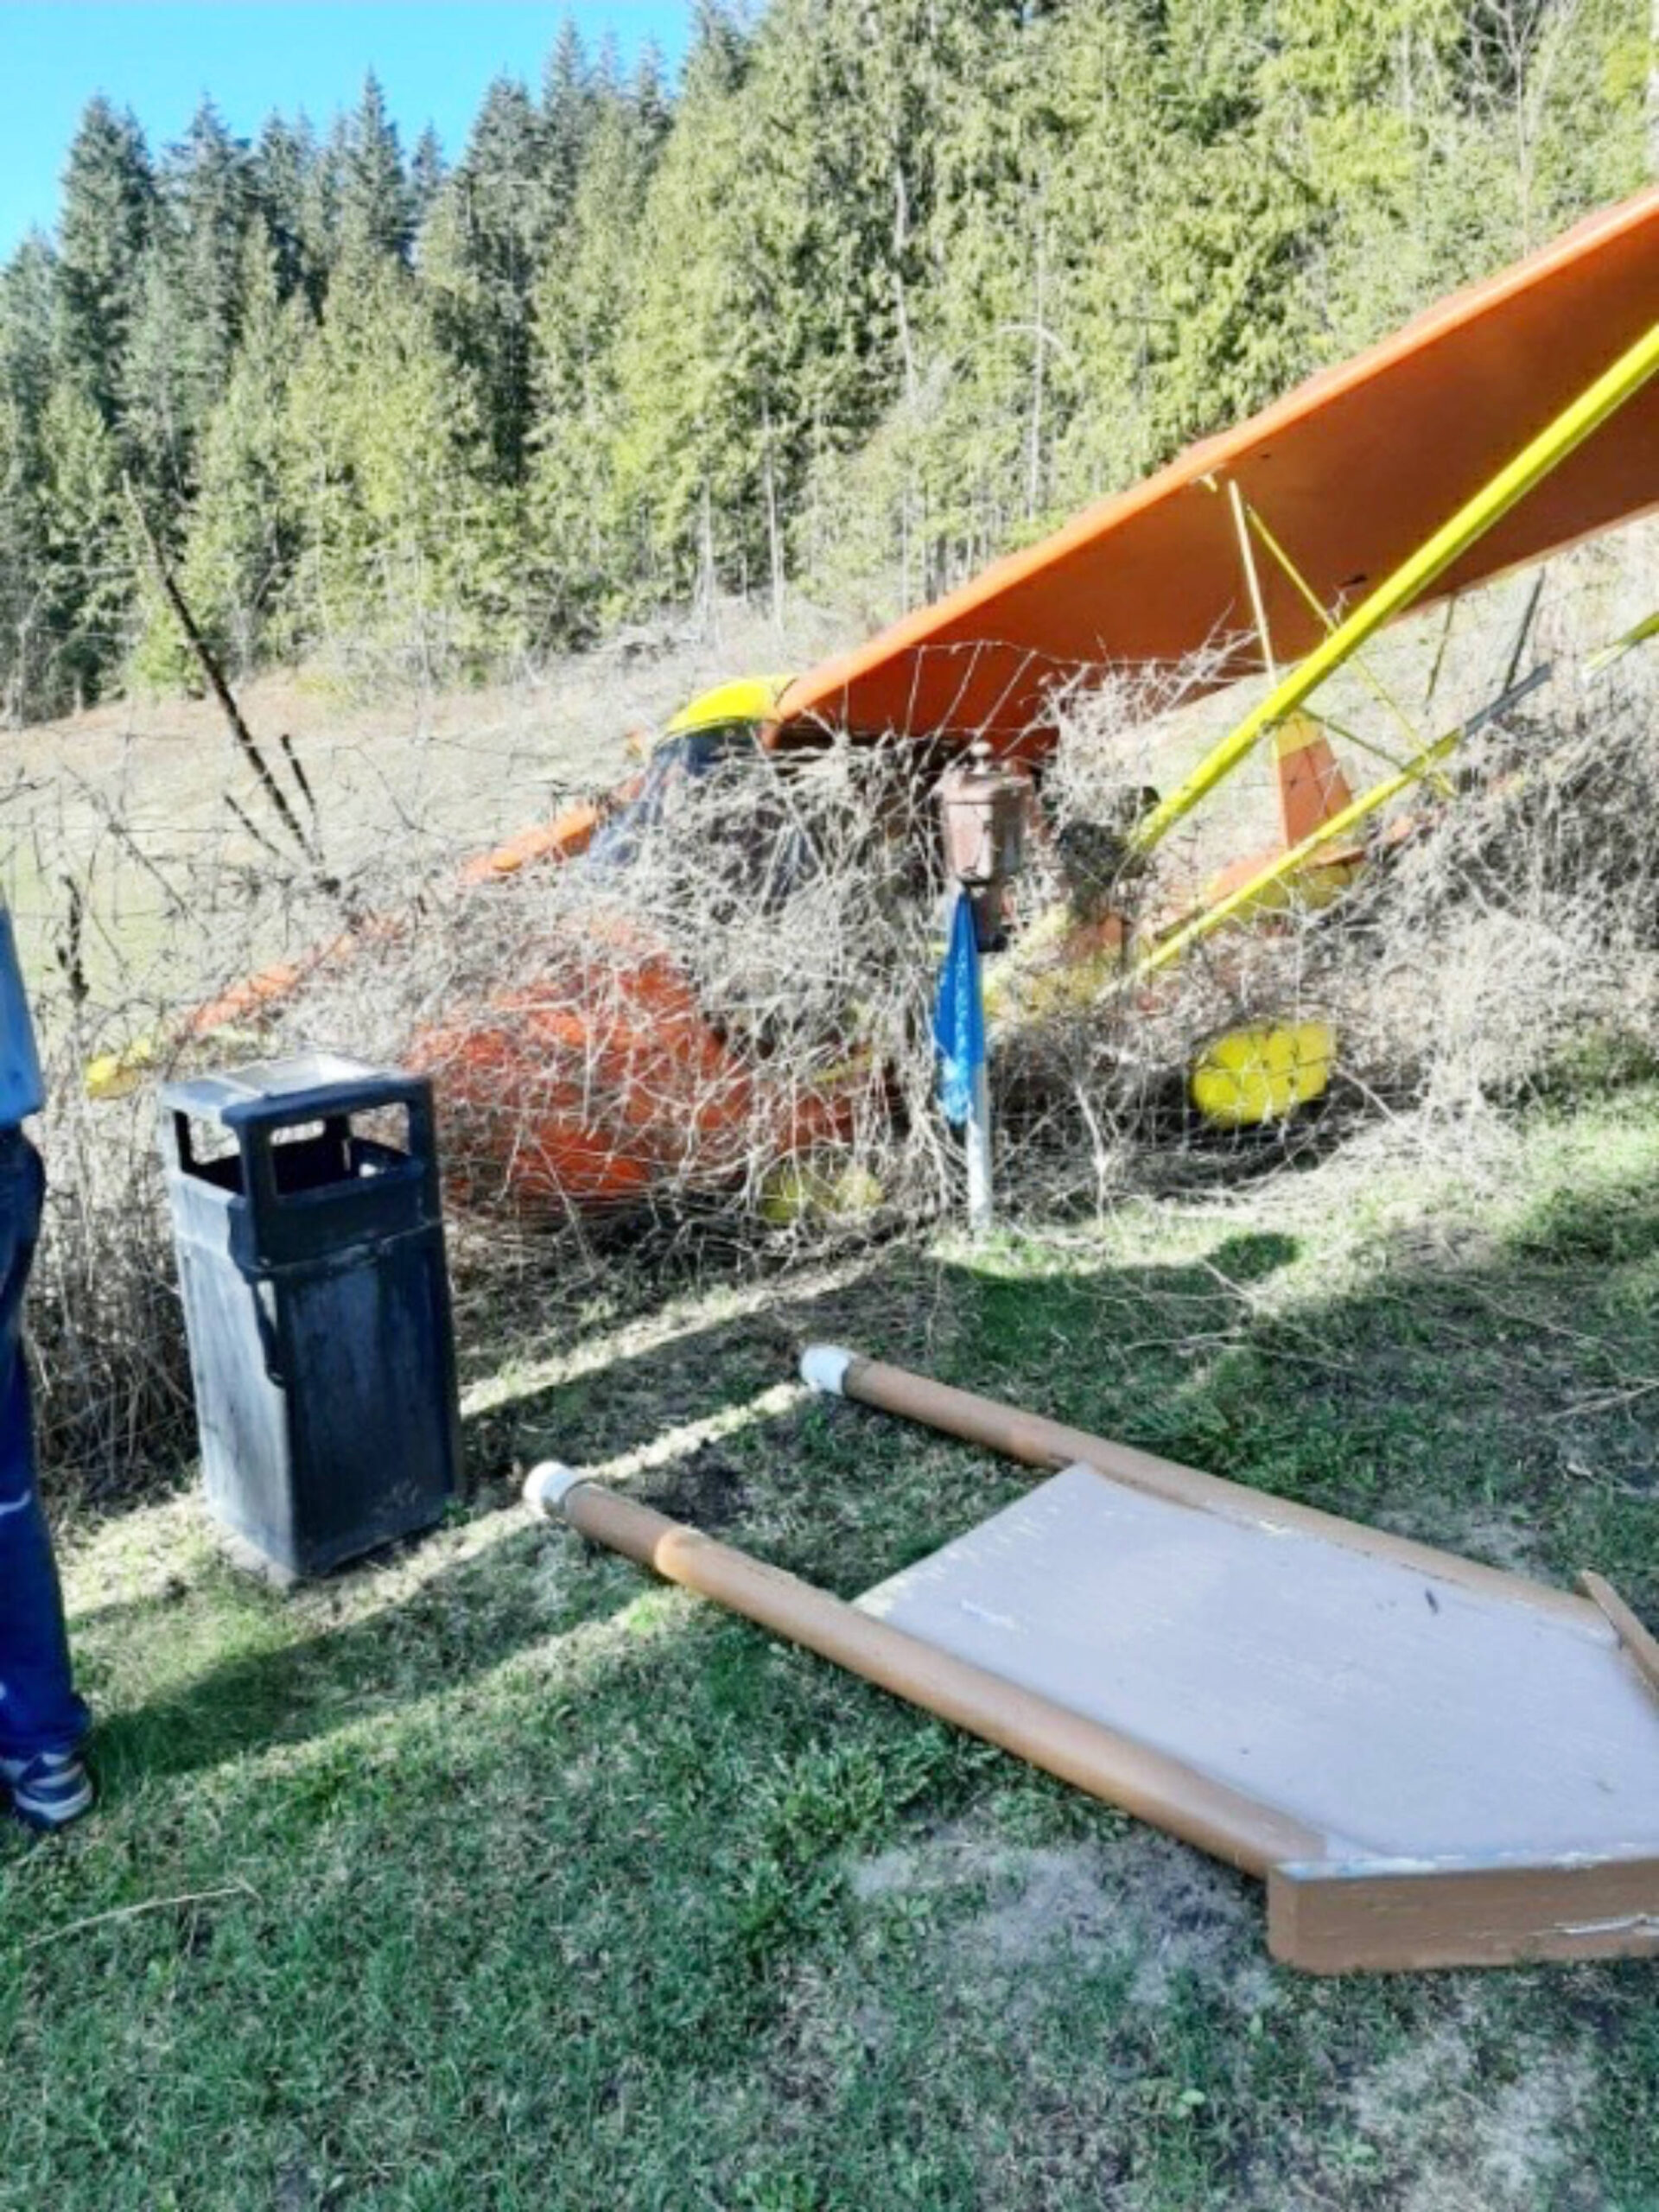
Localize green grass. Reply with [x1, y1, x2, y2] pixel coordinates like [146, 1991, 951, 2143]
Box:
[5, 1084, 1659, 2209]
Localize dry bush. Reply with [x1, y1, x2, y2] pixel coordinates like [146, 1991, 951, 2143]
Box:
[11, 717, 959, 1496]
[264, 737, 958, 1238]
[10, 551, 1658, 1496]
[999, 545, 1659, 1201]
[1317, 646, 1659, 1111]
[16, 779, 360, 1494]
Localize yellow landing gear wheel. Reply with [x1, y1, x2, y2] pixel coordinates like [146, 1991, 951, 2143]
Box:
[759, 1158, 886, 1228]
[1191, 1020, 1335, 1129]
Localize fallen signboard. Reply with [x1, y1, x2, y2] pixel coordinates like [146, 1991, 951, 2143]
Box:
[526, 1347, 1659, 1974]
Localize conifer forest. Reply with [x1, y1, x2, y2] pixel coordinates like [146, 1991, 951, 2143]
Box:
[0, 0, 1649, 725]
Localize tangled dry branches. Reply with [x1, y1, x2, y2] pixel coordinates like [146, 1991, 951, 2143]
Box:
[11, 545, 1659, 1493]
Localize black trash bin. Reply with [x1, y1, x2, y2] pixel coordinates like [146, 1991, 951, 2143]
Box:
[161, 1052, 462, 1579]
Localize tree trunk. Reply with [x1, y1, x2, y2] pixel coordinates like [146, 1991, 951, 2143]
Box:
[761, 399, 785, 632]
[1027, 196, 1048, 524]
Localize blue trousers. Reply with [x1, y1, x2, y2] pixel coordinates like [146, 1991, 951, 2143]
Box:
[0, 1131, 87, 1761]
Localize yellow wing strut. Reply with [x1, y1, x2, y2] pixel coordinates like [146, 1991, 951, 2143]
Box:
[1134, 664, 1552, 981]
[1128, 319, 1659, 860]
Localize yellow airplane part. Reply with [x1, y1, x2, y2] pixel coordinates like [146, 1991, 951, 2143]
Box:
[1192, 1020, 1336, 1128]
[664, 675, 797, 740]
[1586, 606, 1659, 676]
[983, 906, 1124, 1025]
[1140, 729, 1462, 981]
[1246, 501, 1436, 776]
[86, 1037, 159, 1100]
[1201, 858, 1358, 932]
[1130, 316, 1659, 858]
[87, 1025, 269, 1101]
[1270, 712, 1321, 760]
[759, 1157, 885, 1227]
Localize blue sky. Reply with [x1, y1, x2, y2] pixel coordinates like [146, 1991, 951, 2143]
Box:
[0, 3, 695, 257]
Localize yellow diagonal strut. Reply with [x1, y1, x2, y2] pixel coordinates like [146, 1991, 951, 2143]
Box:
[1588, 606, 1659, 675]
[1134, 661, 1554, 980]
[1128, 318, 1659, 859]
[1136, 736, 1457, 980]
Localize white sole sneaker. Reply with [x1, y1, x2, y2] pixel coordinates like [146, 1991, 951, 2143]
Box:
[3, 1750, 94, 1832]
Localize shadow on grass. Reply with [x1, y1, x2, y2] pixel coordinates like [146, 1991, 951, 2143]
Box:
[80, 1135, 1659, 1803]
[13, 1114, 1659, 2212]
[474, 1158, 1659, 1600]
[86, 1522, 569, 1788]
[80, 1230, 1300, 1794]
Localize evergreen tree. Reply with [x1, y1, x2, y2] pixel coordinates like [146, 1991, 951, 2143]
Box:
[251, 111, 317, 302]
[283, 251, 507, 677]
[409, 124, 447, 234]
[527, 70, 659, 636]
[1039, 0, 1176, 505]
[630, 41, 674, 151]
[0, 0, 1645, 713]
[0, 232, 56, 430]
[422, 77, 544, 480]
[541, 19, 597, 231]
[120, 245, 193, 504]
[298, 114, 345, 301]
[1133, 3, 1324, 450]
[36, 377, 128, 707]
[118, 102, 252, 510]
[683, 0, 748, 96]
[54, 97, 155, 423]
[0, 238, 58, 719]
[132, 232, 308, 683]
[338, 74, 413, 267]
[605, 3, 761, 607]
[781, 0, 1033, 603]
[165, 101, 254, 460]
[0, 393, 39, 721]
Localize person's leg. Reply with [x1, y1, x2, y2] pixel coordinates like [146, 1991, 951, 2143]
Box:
[0, 1134, 91, 1824]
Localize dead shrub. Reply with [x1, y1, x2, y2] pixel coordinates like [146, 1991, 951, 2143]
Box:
[1314, 648, 1659, 1113]
[9, 550, 1658, 1496]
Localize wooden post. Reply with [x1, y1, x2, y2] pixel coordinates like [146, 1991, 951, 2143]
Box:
[801, 1344, 1602, 1626]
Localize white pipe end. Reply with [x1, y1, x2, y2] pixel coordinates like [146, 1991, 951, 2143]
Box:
[800, 1344, 855, 1397]
[523, 1461, 588, 1518]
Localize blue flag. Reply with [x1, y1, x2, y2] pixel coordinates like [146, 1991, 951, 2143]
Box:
[932, 891, 985, 1128]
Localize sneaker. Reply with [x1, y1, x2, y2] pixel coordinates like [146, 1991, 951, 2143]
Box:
[2, 1749, 94, 1832]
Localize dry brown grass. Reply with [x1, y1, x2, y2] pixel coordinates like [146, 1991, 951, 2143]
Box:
[10, 537, 1658, 1494]
[7, 601, 858, 1491]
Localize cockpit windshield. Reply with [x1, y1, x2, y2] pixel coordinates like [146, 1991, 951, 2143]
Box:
[587, 723, 760, 872]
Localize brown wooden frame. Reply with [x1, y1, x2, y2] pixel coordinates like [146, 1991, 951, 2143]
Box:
[525, 1350, 1659, 1974]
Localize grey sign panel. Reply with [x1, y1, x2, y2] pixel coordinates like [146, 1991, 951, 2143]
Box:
[859, 1464, 1659, 1866]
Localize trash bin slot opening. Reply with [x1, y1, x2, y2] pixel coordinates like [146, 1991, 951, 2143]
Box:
[171, 1102, 420, 1199]
[344, 1102, 413, 1161]
[268, 1105, 416, 1201]
[174, 1112, 244, 1191]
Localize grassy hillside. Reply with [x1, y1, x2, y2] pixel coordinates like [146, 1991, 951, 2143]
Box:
[1, 598, 851, 999]
[5, 1077, 1656, 2210]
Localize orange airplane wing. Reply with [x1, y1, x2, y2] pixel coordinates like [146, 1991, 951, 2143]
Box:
[770, 188, 1659, 752]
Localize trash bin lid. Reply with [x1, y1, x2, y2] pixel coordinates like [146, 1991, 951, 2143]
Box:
[161, 1052, 416, 1128]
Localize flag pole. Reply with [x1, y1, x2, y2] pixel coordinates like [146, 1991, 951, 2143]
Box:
[966, 1051, 993, 1234]
[936, 744, 1031, 1240]
[931, 887, 994, 1238]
